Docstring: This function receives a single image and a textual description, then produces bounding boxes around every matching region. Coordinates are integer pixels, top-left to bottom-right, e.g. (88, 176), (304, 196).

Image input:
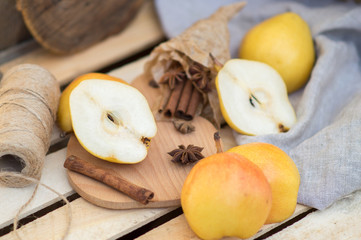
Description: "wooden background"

(0, 1), (360, 239)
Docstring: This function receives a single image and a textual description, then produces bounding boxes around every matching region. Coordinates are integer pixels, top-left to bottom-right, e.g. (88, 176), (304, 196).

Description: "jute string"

(0, 172), (72, 240)
(0, 64), (60, 187)
(0, 64), (71, 239)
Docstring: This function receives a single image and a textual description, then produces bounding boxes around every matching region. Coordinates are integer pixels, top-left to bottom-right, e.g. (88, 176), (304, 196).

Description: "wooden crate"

(1, 1), (360, 239)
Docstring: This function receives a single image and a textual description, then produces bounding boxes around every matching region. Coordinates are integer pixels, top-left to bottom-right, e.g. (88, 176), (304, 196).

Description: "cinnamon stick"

(164, 81), (185, 117)
(185, 87), (202, 120)
(158, 86), (172, 114)
(64, 155), (154, 205)
(174, 79), (193, 119)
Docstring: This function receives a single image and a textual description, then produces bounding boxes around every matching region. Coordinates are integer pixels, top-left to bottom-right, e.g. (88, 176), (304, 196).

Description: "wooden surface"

(66, 116), (218, 209)
(0, 0), (31, 51)
(1, 1), (361, 239)
(1, 198), (176, 240)
(0, 0), (163, 86)
(16, 0), (144, 54)
(136, 205), (310, 240)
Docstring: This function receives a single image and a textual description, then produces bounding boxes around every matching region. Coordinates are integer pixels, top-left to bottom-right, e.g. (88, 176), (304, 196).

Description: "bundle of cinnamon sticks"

(144, 2), (246, 129)
(157, 61), (211, 121)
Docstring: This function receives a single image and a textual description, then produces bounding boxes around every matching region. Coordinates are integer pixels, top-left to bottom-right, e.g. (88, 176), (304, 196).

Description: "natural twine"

(0, 64), (70, 238)
(0, 64), (60, 187)
(0, 172), (71, 240)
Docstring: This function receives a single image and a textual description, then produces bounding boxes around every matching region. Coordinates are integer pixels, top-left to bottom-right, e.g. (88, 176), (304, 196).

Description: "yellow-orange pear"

(181, 152), (272, 239)
(228, 142), (300, 223)
(57, 73), (157, 164)
(239, 12), (315, 93)
(57, 73), (127, 133)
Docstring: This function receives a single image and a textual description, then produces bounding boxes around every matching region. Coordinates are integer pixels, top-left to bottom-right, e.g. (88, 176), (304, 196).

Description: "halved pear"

(57, 73), (127, 133)
(216, 59), (296, 136)
(69, 79), (157, 164)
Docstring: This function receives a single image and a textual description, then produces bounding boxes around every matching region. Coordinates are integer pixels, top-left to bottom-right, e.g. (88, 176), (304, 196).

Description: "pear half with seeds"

(216, 59), (296, 136)
(69, 79), (157, 164)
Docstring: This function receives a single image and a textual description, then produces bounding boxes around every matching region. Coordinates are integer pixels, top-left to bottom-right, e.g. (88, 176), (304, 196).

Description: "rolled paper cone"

(0, 64), (60, 187)
(143, 2), (246, 128)
(144, 1), (246, 81)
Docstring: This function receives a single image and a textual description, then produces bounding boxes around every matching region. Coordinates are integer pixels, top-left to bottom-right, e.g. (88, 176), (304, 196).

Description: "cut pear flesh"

(216, 59), (296, 135)
(70, 79), (157, 163)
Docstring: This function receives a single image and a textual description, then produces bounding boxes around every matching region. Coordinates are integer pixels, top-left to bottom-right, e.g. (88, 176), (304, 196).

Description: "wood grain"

(136, 205), (310, 240)
(0, 0), (164, 86)
(0, 0), (31, 51)
(0, 148), (72, 229)
(66, 72), (219, 209)
(67, 115), (218, 209)
(16, 0), (144, 54)
(1, 198), (176, 240)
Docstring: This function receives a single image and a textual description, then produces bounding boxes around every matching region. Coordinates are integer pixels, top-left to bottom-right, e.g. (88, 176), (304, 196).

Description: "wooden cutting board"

(66, 74), (219, 209)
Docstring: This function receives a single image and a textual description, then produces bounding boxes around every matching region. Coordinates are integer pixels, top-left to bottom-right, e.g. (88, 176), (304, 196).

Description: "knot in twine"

(0, 64), (60, 187)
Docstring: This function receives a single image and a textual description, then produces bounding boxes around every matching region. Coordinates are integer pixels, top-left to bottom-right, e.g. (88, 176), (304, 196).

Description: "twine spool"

(0, 64), (60, 187)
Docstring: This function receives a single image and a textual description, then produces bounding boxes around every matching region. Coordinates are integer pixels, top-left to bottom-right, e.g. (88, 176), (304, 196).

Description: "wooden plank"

(0, 148), (73, 229)
(136, 204), (309, 240)
(0, 0), (31, 51)
(265, 190), (361, 240)
(1, 198), (176, 240)
(17, 0), (144, 54)
(108, 57), (149, 83)
(0, 0), (164, 86)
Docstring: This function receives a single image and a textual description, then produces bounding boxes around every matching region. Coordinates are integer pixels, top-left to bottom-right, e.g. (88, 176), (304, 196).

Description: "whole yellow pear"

(228, 142), (300, 224)
(181, 152), (272, 239)
(239, 12), (315, 93)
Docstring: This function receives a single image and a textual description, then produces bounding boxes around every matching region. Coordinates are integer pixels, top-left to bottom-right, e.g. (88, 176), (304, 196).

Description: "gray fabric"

(155, 0), (361, 210)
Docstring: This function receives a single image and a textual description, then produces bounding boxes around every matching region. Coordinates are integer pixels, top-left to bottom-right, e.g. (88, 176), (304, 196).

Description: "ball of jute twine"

(0, 65), (72, 239)
(0, 64), (60, 187)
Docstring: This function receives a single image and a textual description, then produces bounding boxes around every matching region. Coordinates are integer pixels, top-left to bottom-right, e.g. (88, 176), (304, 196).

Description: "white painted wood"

(249, 204), (310, 240)
(108, 56), (149, 83)
(1, 198), (176, 240)
(0, 148), (73, 229)
(266, 190), (361, 240)
(136, 204), (310, 240)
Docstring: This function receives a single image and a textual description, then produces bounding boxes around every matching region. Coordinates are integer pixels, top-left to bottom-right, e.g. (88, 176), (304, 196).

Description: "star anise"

(159, 63), (186, 90)
(189, 62), (212, 93)
(168, 144), (205, 164)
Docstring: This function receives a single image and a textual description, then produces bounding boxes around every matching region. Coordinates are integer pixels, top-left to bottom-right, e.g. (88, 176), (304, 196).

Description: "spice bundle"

(144, 1), (246, 129)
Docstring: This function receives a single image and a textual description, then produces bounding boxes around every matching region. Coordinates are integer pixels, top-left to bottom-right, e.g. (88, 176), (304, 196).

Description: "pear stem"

(214, 131), (223, 153)
(209, 53), (224, 72)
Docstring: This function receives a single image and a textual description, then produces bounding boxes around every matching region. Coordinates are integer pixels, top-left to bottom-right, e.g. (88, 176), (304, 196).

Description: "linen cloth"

(154, 0), (361, 210)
